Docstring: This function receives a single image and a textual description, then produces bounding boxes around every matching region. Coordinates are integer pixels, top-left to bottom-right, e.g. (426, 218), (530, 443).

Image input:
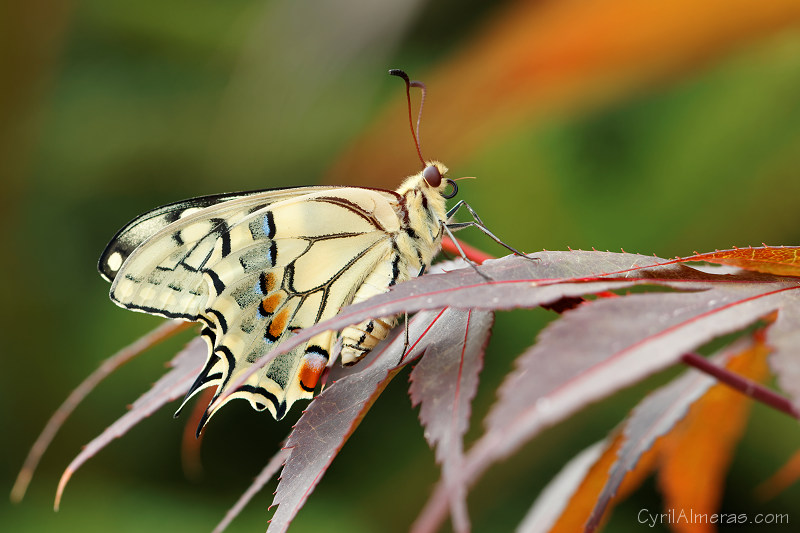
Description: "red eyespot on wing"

(298, 352), (328, 392)
(423, 165), (442, 187)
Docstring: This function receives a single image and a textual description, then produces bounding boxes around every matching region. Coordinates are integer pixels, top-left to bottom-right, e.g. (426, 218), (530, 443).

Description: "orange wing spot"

(268, 307), (290, 339)
(260, 271), (277, 293)
(260, 292), (284, 316)
(298, 353), (327, 392)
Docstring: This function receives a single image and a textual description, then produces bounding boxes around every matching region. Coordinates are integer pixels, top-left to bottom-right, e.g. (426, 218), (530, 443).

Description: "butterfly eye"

(422, 165), (442, 187)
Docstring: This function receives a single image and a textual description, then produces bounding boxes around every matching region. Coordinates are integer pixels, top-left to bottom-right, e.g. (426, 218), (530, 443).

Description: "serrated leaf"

(486, 284), (787, 462)
(584, 337), (764, 531)
(683, 246), (800, 276)
(415, 264), (799, 532)
(11, 319), (191, 503)
(409, 310), (493, 461)
(213, 447), (291, 533)
(519, 335), (769, 533)
(657, 340), (769, 533)
(268, 308), (470, 533)
(54, 337), (206, 509)
(37, 249), (800, 532)
(408, 309), (494, 533)
(213, 251), (725, 405)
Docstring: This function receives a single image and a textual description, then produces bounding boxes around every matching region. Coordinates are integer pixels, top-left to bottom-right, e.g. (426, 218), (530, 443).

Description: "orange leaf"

(658, 340), (770, 533)
(682, 246), (800, 277)
(547, 336), (770, 532)
(327, 0), (800, 187)
(549, 433), (660, 533)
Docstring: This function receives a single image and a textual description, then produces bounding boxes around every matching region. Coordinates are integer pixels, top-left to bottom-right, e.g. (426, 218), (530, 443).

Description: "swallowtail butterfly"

(98, 70), (509, 425)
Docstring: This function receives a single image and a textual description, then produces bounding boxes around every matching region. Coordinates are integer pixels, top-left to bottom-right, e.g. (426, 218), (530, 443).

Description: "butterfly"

(98, 70), (515, 426)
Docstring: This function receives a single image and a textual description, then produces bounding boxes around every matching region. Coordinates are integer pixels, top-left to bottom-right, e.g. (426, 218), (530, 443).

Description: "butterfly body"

(100, 162), (451, 421)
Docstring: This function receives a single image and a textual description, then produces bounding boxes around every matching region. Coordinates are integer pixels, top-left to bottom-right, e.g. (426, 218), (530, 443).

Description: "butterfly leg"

(401, 312), (410, 363)
(446, 200), (535, 260)
(441, 222), (493, 281)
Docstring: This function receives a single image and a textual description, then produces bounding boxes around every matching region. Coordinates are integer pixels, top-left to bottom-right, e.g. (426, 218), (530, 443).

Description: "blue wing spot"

(263, 211), (276, 239)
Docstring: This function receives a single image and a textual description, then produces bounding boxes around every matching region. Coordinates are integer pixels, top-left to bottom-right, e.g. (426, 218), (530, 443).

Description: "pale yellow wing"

(108, 186), (403, 421)
(106, 186), (337, 318)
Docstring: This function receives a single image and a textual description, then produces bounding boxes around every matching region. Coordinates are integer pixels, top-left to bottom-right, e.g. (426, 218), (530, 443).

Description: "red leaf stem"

(680, 352), (798, 419)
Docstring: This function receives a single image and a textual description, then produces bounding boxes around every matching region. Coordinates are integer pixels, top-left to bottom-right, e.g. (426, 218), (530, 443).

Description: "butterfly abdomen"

(337, 248), (405, 364)
(340, 317), (396, 365)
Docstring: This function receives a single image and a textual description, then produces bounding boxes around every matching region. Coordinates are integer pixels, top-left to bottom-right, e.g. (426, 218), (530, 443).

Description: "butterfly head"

(398, 161), (456, 199)
(423, 162), (458, 199)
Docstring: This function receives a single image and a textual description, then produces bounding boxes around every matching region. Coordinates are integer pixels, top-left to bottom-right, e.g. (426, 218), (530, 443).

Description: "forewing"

(99, 186), (335, 283)
(106, 186), (337, 320)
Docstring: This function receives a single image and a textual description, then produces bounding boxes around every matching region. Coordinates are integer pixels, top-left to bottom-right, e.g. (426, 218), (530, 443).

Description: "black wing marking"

(98, 186), (333, 282)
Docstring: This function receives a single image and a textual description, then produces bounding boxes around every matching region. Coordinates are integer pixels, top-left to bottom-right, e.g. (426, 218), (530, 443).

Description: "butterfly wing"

(98, 186), (335, 283)
(105, 186), (404, 420)
(103, 186), (336, 320)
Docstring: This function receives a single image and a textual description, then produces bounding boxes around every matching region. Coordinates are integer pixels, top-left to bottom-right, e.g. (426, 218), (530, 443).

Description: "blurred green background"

(3, 0), (800, 531)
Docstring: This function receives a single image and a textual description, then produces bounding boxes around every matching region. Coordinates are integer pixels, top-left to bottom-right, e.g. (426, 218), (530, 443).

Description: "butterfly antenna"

(389, 69), (426, 168)
(411, 79), (426, 152)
